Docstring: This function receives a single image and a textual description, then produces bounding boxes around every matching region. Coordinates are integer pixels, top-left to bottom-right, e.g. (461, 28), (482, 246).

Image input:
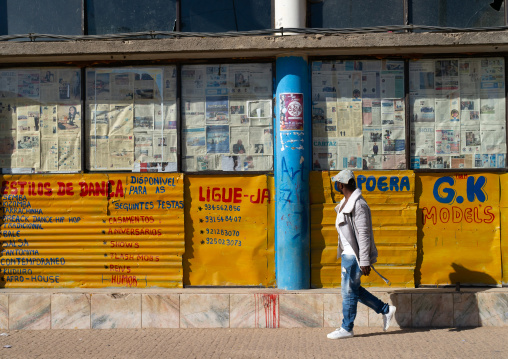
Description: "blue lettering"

(433, 176), (455, 204)
(389, 177), (399, 191)
(366, 176), (376, 191)
(466, 176), (487, 203)
(377, 177), (388, 192)
(357, 175), (367, 190)
(400, 176), (410, 191)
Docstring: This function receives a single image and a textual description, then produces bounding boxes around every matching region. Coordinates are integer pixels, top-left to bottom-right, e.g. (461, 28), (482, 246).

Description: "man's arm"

(353, 201), (372, 269)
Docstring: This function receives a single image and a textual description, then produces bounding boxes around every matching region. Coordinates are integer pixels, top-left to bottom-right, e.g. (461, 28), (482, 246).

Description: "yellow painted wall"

(0, 173), (184, 288)
(310, 171), (417, 288)
(417, 173), (501, 286)
(183, 175), (274, 286)
(498, 174), (508, 286)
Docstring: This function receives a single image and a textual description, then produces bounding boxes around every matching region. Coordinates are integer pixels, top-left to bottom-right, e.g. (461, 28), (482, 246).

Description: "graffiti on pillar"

(280, 93), (303, 131)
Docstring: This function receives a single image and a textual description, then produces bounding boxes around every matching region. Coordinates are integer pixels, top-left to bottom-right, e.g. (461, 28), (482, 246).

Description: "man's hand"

(360, 266), (371, 276)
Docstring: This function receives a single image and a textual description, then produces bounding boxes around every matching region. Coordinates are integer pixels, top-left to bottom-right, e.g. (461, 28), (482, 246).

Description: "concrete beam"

(1, 31), (508, 64)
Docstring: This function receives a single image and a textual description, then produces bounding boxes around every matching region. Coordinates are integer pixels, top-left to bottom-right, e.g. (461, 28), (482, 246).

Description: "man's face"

(336, 182), (344, 194)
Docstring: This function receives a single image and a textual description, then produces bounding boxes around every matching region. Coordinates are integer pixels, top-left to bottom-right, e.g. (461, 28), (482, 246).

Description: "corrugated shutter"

(310, 170), (417, 288)
(0, 173), (184, 288)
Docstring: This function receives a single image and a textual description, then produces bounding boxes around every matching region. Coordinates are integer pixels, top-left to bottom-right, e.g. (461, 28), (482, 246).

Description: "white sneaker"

(382, 305), (396, 331)
(327, 327), (354, 339)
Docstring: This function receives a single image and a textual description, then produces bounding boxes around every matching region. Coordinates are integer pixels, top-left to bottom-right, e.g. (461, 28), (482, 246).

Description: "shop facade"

(0, 0), (507, 290)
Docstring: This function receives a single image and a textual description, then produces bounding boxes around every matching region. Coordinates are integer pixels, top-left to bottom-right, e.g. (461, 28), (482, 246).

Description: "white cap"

(331, 169), (355, 184)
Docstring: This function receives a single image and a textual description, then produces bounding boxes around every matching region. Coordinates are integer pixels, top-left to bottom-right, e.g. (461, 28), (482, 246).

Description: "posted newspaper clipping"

(311, 60), (406, 170)
(0, 68), (82, 173)
(86, 66), (178, 172)
(410, 57), (506, 169)
(181, 63), (273, 172)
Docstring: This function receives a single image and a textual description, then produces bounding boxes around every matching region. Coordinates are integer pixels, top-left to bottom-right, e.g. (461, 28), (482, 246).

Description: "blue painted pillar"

(275, 55), (311, 289)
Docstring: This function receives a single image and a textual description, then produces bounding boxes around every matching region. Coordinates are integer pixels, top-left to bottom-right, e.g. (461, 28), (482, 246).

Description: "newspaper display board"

(410, 58), (506, 169)
(86, 66), (178, 172)
(181, 64), (273, 172)
(0, 68), (82, 173)
(311, 60), (406, 171)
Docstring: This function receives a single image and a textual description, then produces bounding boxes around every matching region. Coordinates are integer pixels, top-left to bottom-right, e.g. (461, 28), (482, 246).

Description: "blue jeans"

(341, 254), (389, 332)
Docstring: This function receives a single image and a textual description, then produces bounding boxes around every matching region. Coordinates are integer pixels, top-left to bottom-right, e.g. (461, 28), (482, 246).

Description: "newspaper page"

(0, 101), (17, 131)
(111, 72), (134, 101)
(249, 127), (273, 155)
(247, 100), (272, 126)
(182, 98), (205, 127)
(134, 132), (154, 163)
(40, 138), (58, 172)
(89, 136), (109, 170)
(230, 99), (248, 126)
(206, 125), (230, 153)
(40, 105), (58, 137)
(383, 126), (405, 154)
(382, 155), (406, 170)
(435, 126), (460, 155)
(183, 128), (206, 156)
(337, 101), (362, 137)
(109, 135), (134, 170)
(363, 155), (383, 170)
(481, 124), (506, 154)
(313, 137), (337, 170)
(40, 69), (59, 103)
(460, 125), (481, 154)
(0, 70), (17, 99)
(363, 127), (383, 156)
(206, 96), (229, 125)
(153, 132), (177, 163)
(338, 137), (362, 169)
(133, 103), (154, 132)
(181, 63), (273, 172)
(230, 127), (249, 155)
(411, 124), (435, 158)
(58, 136), (80, 172)
(110, 103), (133, 135)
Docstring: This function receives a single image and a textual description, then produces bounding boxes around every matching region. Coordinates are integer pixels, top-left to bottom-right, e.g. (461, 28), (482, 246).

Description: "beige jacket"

(335, 189), (378, 266)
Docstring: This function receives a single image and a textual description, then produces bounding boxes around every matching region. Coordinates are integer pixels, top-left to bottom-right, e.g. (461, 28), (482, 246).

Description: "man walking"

(327, 169), (396, 339)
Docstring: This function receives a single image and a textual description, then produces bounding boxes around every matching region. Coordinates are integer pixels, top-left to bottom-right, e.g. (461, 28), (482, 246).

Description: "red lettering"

(44, 182), (52, 196)
(79, 182), (88, 196)
(198, 186), (206, 201)
(37, 182), (44, 196)
(439, 207), (450, 223)
(17, 181), (27, 195)
(250, 189), (260, 203)
(261, 189), (270, 204)
(108, 180), (115, 198)
(1, 181), (8, 195)
(473, 207), (483, 223)
(422, 206), (437, 225)
(464, 208), (473, 223)
(115, 180), (124, 197)
(57, 182), (66, 196)
(484, 206), (495, 224)
(452, 206), (462, 223)
(95, 182), (106, 196)
(10, 181), (18, 195)
(222, 188), (232, 202)
(212, 187), (220, 202)
(233, 188), (242, 203)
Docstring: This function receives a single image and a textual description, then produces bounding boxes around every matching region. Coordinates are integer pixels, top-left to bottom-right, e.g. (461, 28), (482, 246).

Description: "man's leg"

(358, 282), (397, 331)
(358, 286), (389, 314)
(340, 254), (362, 332)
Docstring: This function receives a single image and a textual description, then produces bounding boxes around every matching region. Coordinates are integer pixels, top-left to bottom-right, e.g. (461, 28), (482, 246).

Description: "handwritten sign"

(184, 175), (272, 286)
(418, 173), (501, 286)
(0, 173), (184, 288)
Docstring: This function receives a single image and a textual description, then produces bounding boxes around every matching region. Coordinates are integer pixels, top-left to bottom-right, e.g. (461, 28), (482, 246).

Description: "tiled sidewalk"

(0, 287), (506, 330)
